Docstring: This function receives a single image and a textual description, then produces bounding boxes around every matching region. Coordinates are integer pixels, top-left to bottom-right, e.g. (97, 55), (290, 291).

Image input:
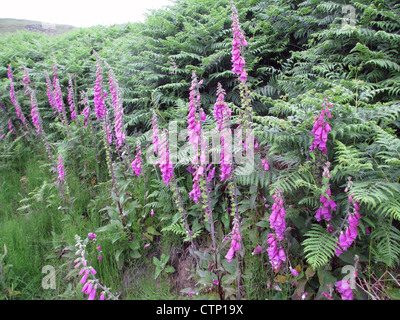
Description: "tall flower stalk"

(310, 99), (337, 224)
(213, 83), (232, 182)
(108, 66), (126, 151)
(231, 2), (248, 84)
(53, 75), (74, 141)
(22, 66), (31, 96)
(187, 71), (205, 203)
(131, 140), (142, 177)
(267, 189), (287, 272)
(94, 52), (107, 121)
(152, 126), (199, 265)
(158, 130), (173, 186)
(80, 90), (100, 183)
(68, 75), (77, 120)
(107, 64), (132, 174)
(74, 234), (118, 300)
(226, 174), (243, 299)
(334, 192), (361, 257)
(44, 70), (57, 114)
(8, 64), (29, 130)
(28, 87), (42, 134)
(57, 153), (72, 208)
(152, 111), (160, 156)
(309, 99), (333, 154)
(315, 162), (337, 222)
(230, 1), (252, 127)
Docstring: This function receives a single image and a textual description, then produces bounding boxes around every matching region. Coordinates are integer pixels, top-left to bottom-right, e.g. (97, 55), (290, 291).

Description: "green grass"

(0, 140), (179, 300)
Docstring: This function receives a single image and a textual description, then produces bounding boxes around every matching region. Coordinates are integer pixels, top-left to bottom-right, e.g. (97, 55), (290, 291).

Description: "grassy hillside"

(0, 18), (75, 35)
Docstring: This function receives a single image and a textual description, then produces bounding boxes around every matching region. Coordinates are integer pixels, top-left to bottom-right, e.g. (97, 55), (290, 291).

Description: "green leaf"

(115, 249), (123, 263)
(154, 267), (162, 280)
(256, 220), (269, 228)
(221, 270), (238, 286)
(222, 258), (237, 275)
(128, 240), (140, 251)
(111, 233), (122, 244)
(143, 233), (153, 242)
(146, 226), (161, 235)
(160, 253), (170, 265)
(164, 265), (175, 273)
(130, 251), (141, 259)
(317, 268), (336, 288)
(153, 257), (161, 267)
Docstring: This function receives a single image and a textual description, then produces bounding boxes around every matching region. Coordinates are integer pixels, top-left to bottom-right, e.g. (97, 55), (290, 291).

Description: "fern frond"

(302, 225), (339, 269)
(371, 223), (400, 268)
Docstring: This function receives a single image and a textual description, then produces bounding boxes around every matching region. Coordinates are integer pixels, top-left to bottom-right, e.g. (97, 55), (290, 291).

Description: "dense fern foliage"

(1, 0), (399, 300)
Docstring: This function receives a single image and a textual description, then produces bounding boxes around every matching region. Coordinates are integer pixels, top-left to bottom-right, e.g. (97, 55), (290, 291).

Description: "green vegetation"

(0, 0), (399, 300)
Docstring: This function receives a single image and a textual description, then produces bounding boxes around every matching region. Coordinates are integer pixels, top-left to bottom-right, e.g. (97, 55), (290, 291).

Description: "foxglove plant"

(335, 255), (359, 300)
(8, 64), (28, 128)
(315, 162), (337, 222)
(68, 75), (77, 120)
(79, 90), (101, 183)
(57, 154), (66, 184)
(213, 83), (231, 131)
(80, 91), (91, 128)
(29, 88), (42, 134)
(224, 176), (244, 299)
(266, 233), (286, 272)
(131, 140), (142, 177)
(315, 187), (337, 222)
(261, 159), (269, 172)
(108, 66), (126, 150)
(158, 130), (173, 185)
(334, 195), (361, 257)
(335, 279), (353, 300)
(56, 152), (73, 208)
(152, 111), (160, 155)
(213, 83), (232, 182)
(44, 70), (57, 114)
(22, 66), (31, 96)
(106, 122), (112, 145)
(56, 153), (68, 206)
(187, 70), (203, 166)
(8, 119), (15, 134)
(74, 234), (118, 300)
(230, 2), (248, 84)
(102, 111), (121, 204)
(206, 164), (215, 182)
(252, 245), (263, 255)
(225, 218), (241, 263)
(151, 125), (199, 265)
(230, 1), (252, 128)
(269, 189), (287, 241)
(53, 78), (64, 116)
(81, 106), (90, 127)
(53, 76), (72, 133)
(94, 53), (107, 120)
(187, 71), (205, 202)
(309, 100), (333, 154)
(266, 189), (287, 272)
